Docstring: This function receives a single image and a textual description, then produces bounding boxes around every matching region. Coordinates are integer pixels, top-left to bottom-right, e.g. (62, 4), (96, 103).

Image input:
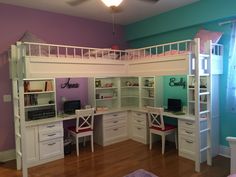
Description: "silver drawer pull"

(112, 114), (118, 117)
(47, 125), (55, 128)
(47, 133), (56, 137)
(136, 113), (142, 116)
(185, 122), (193, 126)
(137, 127), (142, 130)
(113, 128), (118, 131)
(185, 130), (193, 134)
(137, 120), (142, 123)
(113, 121), (118, 123)
(185, 140), (193, 144)
(48, 142), (56, 146)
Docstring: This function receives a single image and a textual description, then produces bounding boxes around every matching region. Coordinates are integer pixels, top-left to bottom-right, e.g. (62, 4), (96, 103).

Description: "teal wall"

(125, 0), (236, 147)
(125, 0), (236, 41)
(162, 75), (187, 108)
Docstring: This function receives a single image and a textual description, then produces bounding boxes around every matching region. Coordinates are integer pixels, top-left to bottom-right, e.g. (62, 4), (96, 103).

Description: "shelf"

(25, 103), (55, 109)
(188, 88), (207, 91)
(121, 86), (139, 89)
(142, 97), (154, 100)
(96, 97), (117, 101)
(188, 101), (208, 104)
(95, 87), (118, 90)
(142, 86), (154, 89)
(121, 96), (139, 98)
(24, 91), (54, 95)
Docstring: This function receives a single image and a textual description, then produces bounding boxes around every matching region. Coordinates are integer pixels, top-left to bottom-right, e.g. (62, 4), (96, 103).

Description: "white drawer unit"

(26, 121), (64, 167)
(179, 120), (194, 129)
(103, 117), (127, 127)
(103, 124), (127, 142)
(130, 111), (148, 144)
(178, 120), (195, 160)
(39, 130), (63, 142)
(39, 138), (64, 160)
(179, 135), (195, 160)
(94, 111), (128, 146)
(39, 122), (63, 132)
(103, 111), (127, 120)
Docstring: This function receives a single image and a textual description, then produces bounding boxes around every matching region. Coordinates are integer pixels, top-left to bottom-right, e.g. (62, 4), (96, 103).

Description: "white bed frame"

(9, 38), (223, 177)
(10, 39), (223, 78)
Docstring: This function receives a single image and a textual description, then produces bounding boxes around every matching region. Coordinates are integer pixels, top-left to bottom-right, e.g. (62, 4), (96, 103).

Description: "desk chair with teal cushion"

(147, 106), (177, 154)
(68, 108), (95, 156)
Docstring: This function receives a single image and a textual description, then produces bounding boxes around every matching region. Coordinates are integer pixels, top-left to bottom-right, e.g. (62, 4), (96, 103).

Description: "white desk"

(24, 107), (196, 167)
(25, 107), (194, 127)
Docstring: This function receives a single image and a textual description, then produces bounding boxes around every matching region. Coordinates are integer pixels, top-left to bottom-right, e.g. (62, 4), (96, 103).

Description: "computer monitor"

(167, 98), (182, 112)
(63, 100), (81, 114)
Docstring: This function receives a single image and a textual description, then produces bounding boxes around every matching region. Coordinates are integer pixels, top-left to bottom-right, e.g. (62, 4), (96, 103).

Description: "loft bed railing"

(22, 42), (127, 60)
(126, 39), (192, 60)
(21, 39), (223, 61)
(212, 43), (224, 56)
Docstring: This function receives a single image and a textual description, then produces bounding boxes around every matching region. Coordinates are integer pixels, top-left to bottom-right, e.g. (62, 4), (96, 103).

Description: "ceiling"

(0, 0), (199, 25)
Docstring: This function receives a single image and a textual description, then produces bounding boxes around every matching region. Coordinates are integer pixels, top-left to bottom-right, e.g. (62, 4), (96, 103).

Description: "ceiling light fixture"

(101, 0), (123, 7)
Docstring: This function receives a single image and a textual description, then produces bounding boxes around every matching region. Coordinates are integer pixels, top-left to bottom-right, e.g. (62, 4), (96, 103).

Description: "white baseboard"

(0, 149), (16, 162)
(219, 145), (230, 158)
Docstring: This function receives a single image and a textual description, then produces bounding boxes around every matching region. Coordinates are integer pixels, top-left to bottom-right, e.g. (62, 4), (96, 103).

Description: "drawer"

(104, 124), (127, 141)
(179, 135), (195, 154)
(132, 116), (146, 126)
(103, 117), (126, 128)
(178, 120), (194, 129)
(39, 122), (63, 132)
(132, 124), (147, 140)
(39, 130), (63, 142)
(132, 111), (146, 119)
(179, 127), (195, 137)
(103, 111), (127, 121)
(39, 138), (64, 160)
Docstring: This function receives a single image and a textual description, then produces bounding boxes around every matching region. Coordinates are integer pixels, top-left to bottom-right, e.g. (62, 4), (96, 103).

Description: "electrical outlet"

(3, 95), (12, 102)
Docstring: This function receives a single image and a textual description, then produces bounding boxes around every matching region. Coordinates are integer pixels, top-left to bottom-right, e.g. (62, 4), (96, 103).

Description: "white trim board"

(0, 149), (16, 162)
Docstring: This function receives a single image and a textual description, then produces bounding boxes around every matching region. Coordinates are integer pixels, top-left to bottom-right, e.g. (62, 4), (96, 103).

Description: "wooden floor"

(0, 140), (230, 177)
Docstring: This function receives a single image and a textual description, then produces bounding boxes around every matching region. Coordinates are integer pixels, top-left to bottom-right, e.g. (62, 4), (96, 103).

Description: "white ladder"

(11, 43), (28, 177)
(194, 38), (212, 172)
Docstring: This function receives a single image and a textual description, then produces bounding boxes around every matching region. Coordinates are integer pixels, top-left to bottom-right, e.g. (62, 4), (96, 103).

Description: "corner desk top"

(25, 107), (195, 127)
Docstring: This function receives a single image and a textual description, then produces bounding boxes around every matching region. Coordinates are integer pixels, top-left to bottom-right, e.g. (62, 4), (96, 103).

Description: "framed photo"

(95, 80), (101, 88)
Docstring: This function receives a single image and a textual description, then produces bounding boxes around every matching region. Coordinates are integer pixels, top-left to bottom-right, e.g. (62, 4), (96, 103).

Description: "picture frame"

(95, 80), (101, 88)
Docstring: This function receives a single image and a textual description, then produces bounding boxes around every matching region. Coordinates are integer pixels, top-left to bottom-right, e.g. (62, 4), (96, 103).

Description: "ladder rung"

(16, 133), (21, 138)
(199, 54), (210, 58)
(14, 96), (19, 100)
(200, 128), (210, 134)
(199, 92), (210, 96)
(200, 110), (210, 115)
(14, 115), (20, 119)
(200, 146), (210, 152)
(16, 151), (22, 157)
(200, 73), (210, 77)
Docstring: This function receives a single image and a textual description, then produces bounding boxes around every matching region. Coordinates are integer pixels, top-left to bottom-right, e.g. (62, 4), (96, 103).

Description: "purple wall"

(56, 78), (89, 131)
(0, 3), (127, 151)
(56, 78), (88, 112)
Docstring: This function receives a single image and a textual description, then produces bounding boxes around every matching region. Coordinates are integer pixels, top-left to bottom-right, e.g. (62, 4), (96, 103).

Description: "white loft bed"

(9, 38), (223, 79)
(9, 38), (224, 177)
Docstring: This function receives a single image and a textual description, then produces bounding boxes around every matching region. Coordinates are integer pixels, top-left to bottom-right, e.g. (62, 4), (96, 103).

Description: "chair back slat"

(75, 108), (95, 132)
(147, 106), (165, 130)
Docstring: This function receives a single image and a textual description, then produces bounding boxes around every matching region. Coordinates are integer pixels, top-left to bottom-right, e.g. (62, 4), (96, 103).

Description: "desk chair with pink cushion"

(147, 106), (177, 154)
(68, 108), (95, 156)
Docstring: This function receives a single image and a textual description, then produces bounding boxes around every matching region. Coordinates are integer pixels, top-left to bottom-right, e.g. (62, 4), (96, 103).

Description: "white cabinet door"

(130, 111), (148, 144)
(26, 126), (39, 165)
(178, 120), (195, 160)
(39, 138), (64, 160)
